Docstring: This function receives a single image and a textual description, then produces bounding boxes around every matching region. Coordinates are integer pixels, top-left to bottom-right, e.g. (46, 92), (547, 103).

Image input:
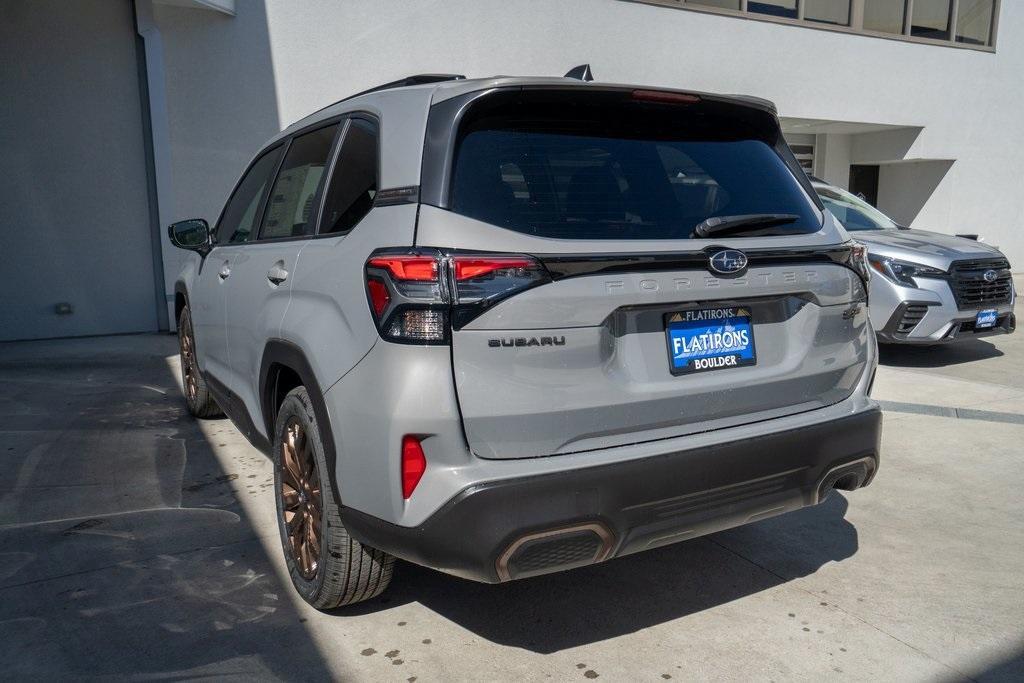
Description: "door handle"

(267, 262), (289, 286)
(218, 262), (231, 280)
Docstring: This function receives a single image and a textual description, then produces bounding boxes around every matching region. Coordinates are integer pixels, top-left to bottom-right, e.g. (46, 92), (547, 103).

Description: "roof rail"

(349, 73), (466, 100)
(300, 73), (466, 122)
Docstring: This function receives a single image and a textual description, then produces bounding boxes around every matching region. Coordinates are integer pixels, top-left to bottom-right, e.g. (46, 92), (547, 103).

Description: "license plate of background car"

(976, 309), (998, 329)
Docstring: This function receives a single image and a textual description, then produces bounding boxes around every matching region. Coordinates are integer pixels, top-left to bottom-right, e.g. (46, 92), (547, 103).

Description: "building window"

(655, 0), (998, 49)
(862, 0), (906, 34)
(687, 0), (741, 9)
(749, 1), (797, 19)
(957, 0), (996, 45)
(804, 0), (850, 26)
(910, 0), (953, 41)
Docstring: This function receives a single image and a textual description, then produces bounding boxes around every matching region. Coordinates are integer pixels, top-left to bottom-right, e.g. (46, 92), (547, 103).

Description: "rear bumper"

(341, 406), (882, 583)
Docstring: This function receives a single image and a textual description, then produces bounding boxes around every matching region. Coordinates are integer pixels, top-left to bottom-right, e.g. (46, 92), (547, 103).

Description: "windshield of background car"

(448, 91), (822, 240)
(816, 185), (899, 231)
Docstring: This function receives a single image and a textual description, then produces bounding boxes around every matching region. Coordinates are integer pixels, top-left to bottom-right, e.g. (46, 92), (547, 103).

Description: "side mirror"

(168, 219), (211, 253)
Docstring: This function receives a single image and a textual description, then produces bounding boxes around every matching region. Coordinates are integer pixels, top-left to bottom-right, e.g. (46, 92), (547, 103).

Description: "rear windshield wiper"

(692, 213), (801, 239)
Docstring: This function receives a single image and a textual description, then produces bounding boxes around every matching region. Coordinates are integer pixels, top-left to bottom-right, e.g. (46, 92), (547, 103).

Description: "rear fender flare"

(259, 340), (341, 507)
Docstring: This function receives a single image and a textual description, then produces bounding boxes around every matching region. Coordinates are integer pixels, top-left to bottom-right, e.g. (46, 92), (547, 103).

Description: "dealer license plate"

(665, 307), (757, 375)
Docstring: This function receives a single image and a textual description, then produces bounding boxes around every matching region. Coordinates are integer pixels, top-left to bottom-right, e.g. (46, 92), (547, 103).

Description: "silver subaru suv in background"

(168, 71), (881, 608)
(812, 179), (1016, 344)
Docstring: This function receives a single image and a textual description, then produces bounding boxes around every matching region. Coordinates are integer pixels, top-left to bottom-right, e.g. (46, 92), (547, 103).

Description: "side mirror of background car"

(168, 219), (211, 253)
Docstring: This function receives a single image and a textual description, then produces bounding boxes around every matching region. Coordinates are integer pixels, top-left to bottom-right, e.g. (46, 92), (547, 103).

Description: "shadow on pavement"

(973, 646), (1024, 683)
(879, 339), (1003, 368)
(0, 332), (862, 669)
(346, 494), (857, 654)
(0, 335), (332, 680)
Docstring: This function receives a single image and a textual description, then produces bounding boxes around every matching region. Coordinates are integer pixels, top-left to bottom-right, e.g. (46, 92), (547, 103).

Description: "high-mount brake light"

(631, 89), (701, 105)
(364, 250), (552, 343)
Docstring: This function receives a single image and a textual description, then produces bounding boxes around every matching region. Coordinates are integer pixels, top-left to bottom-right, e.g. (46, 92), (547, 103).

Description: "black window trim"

(312, 110), (382, 241)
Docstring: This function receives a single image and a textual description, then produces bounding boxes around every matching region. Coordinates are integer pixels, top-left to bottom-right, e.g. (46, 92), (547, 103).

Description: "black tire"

(273, 386), (394, 609)
(177, 306), (222, 418)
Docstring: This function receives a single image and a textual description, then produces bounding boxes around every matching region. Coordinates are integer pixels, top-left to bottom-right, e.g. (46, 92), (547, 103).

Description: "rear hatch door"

(419, 87), (870, 459)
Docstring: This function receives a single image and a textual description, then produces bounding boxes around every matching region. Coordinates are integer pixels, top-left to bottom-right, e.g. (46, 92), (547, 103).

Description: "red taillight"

(366, 278), (390, 317)
(453, 257), (536, 281)
(401, 435), (426, 499)
(365, 249), (550, 339)
(631, 89), (701, 105)
(367, 256), (437, 281)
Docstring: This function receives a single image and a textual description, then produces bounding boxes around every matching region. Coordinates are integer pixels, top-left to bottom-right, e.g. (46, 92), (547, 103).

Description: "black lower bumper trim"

(341, 408), (882, 583)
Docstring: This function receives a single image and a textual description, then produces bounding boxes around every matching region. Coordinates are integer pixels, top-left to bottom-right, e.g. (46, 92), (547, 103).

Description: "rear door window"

(449, 93), (820, 240)
(258, 123), (339, 240)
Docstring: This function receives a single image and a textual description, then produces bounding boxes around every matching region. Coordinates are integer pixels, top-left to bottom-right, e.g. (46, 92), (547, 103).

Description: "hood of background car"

(853, 228), (1005, 269)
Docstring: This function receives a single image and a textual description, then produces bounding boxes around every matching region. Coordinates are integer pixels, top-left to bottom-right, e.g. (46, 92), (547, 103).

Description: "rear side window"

(217, 145), (283, 244)
(259, 123), (339, 240)
(449, 93), (820, 240)
(320, 117), (379, 235)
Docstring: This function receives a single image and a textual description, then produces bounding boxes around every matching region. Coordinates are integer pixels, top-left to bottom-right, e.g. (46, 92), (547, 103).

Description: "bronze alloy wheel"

(280, 418), (322, 580)
(178, 314), (199, 403)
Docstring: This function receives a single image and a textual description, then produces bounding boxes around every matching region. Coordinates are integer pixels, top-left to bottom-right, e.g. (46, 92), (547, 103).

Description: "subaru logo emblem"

(983, 269), (997, 283)
(708, 249), (749, 276)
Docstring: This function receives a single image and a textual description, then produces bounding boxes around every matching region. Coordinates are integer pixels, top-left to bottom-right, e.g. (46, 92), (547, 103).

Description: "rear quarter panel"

(280, 204), (419, 393)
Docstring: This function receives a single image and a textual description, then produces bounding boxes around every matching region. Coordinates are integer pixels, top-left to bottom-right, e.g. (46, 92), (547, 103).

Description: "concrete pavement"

(1, 331), (1022, 681)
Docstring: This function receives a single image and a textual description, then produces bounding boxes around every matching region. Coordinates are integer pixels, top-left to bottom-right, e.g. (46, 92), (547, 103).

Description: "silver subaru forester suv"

(168, 72), (881, 608)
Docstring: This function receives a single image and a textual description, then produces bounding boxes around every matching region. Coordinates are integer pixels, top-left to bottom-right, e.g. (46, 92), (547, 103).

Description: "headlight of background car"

(867, 255), (946, 288)
(847, 241), (871, 296)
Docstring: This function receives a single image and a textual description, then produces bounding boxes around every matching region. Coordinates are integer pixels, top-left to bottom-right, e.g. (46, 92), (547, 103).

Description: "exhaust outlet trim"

(496, 522), (615, 582)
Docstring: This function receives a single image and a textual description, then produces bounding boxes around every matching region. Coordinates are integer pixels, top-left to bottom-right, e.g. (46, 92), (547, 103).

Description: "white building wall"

(153, 0), (1024, 273)
(815, 133), (853, 189)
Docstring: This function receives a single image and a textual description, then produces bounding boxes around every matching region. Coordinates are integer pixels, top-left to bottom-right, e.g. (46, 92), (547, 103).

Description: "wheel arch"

(259, 340), (341, 507)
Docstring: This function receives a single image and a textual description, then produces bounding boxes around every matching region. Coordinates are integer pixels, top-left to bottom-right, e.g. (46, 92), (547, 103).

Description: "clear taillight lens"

(387, 310), (446, 341)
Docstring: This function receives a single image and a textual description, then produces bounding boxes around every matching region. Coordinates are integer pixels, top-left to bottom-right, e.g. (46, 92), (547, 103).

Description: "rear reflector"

(631, 89), (701, 105)
(401, 435), (426, 499)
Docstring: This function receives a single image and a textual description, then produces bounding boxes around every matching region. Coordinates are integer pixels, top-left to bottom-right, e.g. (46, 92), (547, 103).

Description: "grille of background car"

(949, 258), (1013, 310)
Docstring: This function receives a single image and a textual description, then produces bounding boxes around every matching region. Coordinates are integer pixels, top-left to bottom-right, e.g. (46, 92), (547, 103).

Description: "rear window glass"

(449, 93), (821, 240)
